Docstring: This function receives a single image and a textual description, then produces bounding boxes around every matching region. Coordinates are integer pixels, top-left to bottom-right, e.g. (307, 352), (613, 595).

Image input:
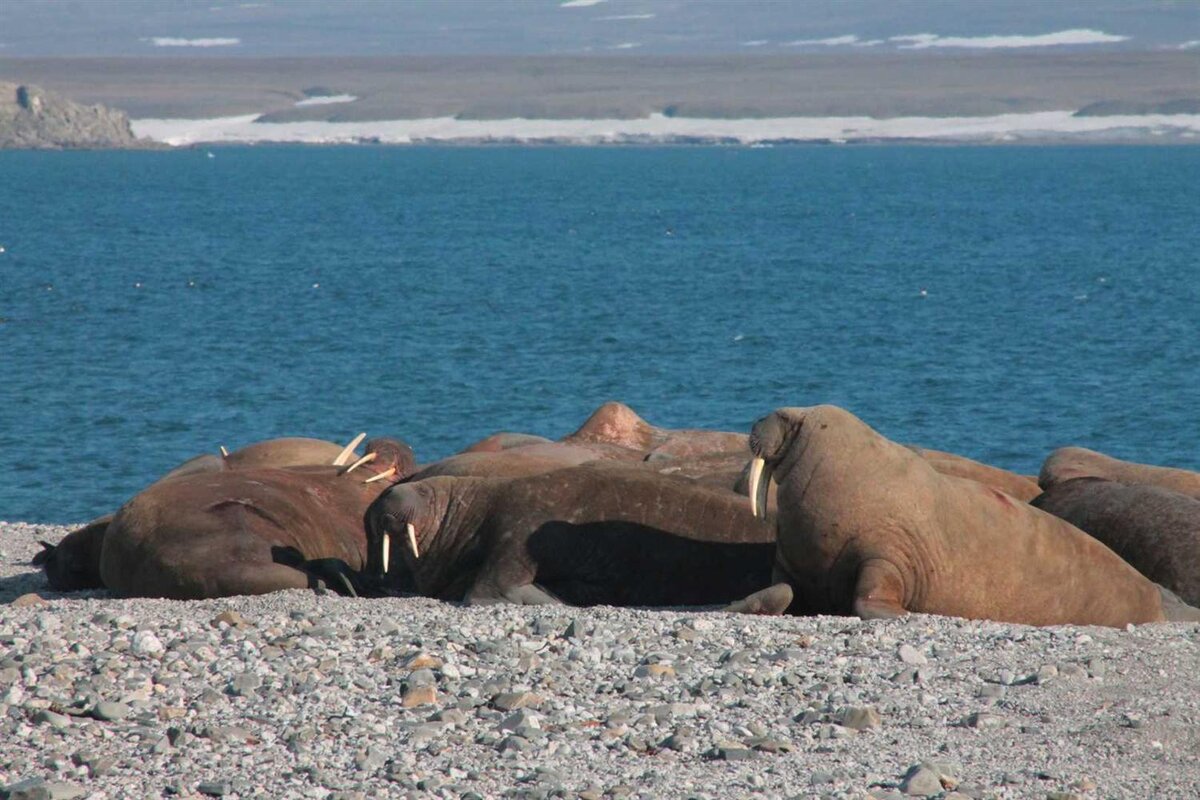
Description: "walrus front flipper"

(853, 559), (908, 620)
(725, 583), (794, 615)
(465, 582), (562, 606)
(1160, 586), (1200, 623)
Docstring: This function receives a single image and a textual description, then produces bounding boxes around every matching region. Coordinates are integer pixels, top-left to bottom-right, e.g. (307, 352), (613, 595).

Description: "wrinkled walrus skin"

(97, 439), (415, 599)
(743, 405), (1190, 627)
(1033, 477), (1200, 607)
(1040, 446), (1200, 498)
(365, 462), (776, 608)
(906, 446), (1042, 502)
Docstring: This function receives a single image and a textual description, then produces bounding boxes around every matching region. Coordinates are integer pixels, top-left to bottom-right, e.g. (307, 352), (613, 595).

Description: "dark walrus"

(94, 438), (415, 599)
(364, 462), (776, 608)
(35, 434), (387, 591)
(1033, 477), (1200, 607)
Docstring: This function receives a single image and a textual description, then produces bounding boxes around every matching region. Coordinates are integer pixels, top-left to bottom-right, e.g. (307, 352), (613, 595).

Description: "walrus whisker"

(341, 452), (377, 475)
(332, 432), (367, 466)
(363, 466), (397, 484)
(382, 533), (391, 574)
(219, 445), (229, 457)
(407, 522), (420, 559)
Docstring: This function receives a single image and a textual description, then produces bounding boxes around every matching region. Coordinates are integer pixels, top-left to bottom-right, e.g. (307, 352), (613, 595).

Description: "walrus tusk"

(341, 452), (377, 475)
(332, 432), (367, 466)
(363, 466), (397, 484)
(407, 522), (420, 559)
(219, 445), (229, 457)
(381, 533), (391, 574)
(749, 457), (772, 519)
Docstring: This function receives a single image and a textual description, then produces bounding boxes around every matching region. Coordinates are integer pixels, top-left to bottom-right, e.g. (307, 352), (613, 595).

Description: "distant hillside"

(0, 82), (149, 149)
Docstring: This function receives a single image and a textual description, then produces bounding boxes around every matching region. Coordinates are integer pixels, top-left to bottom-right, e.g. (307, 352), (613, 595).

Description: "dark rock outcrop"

(0, 82), (152, 149)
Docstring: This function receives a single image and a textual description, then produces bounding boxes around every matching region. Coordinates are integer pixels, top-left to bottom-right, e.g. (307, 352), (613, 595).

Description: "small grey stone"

(964, 711), (1004, 730)
(898, 645), (927, 665)
(90, 701), (131, 721)
(899, 765), (944, 797)
(710, 745), (757, 761)
(32, 710), (71, 730)
(196, 781), (230, 797)
(226, 673), (262, 696)
(834, 705), (881, 731)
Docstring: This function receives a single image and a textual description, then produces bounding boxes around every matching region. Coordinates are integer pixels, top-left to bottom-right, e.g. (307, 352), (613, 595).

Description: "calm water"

(1, 146), (1197, 523)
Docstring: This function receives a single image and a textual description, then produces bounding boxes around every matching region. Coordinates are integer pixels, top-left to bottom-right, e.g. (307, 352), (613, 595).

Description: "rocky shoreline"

(2, 521), (1198, 799)
(0, 83), (156, 150)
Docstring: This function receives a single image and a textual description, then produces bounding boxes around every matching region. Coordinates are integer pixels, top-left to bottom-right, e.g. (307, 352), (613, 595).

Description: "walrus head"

(364, 482), (435, 581)
(357, 437), (418, 484)
(747, 411), (792, 518)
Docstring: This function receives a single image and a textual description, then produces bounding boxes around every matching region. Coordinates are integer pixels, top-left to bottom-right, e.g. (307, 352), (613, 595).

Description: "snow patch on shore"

(131, 110), (1200, 147)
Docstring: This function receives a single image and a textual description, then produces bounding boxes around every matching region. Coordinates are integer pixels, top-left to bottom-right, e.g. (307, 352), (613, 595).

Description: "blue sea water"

(0, 145), (1197, 524)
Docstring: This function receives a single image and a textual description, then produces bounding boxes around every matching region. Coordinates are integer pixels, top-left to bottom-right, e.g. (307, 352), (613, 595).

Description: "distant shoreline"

(131, 110), (1200, 147)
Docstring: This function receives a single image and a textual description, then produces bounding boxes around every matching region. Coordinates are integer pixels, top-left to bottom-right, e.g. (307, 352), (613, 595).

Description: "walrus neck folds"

(415, 477), (499, 597)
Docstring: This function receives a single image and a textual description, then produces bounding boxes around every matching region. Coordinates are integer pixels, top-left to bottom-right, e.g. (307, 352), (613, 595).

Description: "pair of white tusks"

(748, 457), (773, 520)
(331, 433), (367, 466)
(380, 523), (419, 574)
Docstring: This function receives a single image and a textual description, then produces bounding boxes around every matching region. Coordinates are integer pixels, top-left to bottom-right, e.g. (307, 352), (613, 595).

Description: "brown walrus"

(740, 405), (1197, 627)
(364, 462), (776, 608)
(1040, 446), (1200, 498)
(91, 438), (415, 599)
(36, 433), (385, 592)
(1033, 477), (1200, 606)
(563, 401), (748, 460)
(906, 446), (1041, 502)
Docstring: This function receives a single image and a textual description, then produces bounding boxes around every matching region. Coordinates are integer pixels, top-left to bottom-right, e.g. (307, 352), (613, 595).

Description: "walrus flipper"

(725, 582), (794, 615)
(465, 581), (562, 606)
(853, 559), (908, 620)
(1159, 586), (1200, 623)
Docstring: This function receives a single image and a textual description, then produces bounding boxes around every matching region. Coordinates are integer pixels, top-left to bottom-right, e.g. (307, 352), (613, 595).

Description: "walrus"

(564, 401), (748, 460)
(36, 433), (385, 592)
(1040, 446), (1200, 498)
(906, 446), (1041, 502)
(364, 462), (777, 608)
(1032, 477), (1200, 606)
(460, 432), (553, 454)
(95, 438), (416, 599)
(741, 405), (1198, 627)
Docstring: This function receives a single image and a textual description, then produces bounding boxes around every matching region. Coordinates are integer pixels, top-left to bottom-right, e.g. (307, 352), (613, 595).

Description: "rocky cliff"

(0, 82), (149, 149)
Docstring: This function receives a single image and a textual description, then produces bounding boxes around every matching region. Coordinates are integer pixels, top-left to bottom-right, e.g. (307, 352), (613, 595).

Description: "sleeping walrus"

(1040, 446), (1200, 498)
(739, 405), (1199, 627)
(364, 462), (777, 608)
(35, 433), (383, 591)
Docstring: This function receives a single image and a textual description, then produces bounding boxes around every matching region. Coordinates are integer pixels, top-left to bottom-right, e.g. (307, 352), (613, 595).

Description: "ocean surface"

(0, 145), (1197, 524)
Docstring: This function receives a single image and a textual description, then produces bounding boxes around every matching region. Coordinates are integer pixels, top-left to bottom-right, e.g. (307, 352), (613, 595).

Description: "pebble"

(1, 522), (1199, 797)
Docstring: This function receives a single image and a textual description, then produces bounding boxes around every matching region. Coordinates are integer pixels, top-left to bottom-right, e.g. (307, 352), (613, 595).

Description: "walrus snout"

(365, 485), (427, 576)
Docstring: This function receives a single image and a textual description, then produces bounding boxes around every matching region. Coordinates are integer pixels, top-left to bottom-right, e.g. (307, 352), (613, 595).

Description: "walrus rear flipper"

(1160, 586), (1200, 623)
(853, 559), (908, 620)
(31, 541), (55, 567)
(725, 583), (794, 615)
(466, 582), (562, 606)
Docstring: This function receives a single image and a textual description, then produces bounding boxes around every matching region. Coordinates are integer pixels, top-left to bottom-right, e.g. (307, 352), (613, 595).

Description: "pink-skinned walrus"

(737, 405), (1199, 627)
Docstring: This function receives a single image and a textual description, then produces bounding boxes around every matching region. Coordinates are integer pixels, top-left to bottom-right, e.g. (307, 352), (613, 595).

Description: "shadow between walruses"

(522, 522), (776, 608)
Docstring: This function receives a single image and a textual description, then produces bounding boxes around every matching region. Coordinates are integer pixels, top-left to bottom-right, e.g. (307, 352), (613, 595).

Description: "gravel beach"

(2, 521), (1198, 800)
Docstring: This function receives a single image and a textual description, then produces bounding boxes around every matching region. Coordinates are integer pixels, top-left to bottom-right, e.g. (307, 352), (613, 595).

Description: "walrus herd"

(35, 401), (1200, 628)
